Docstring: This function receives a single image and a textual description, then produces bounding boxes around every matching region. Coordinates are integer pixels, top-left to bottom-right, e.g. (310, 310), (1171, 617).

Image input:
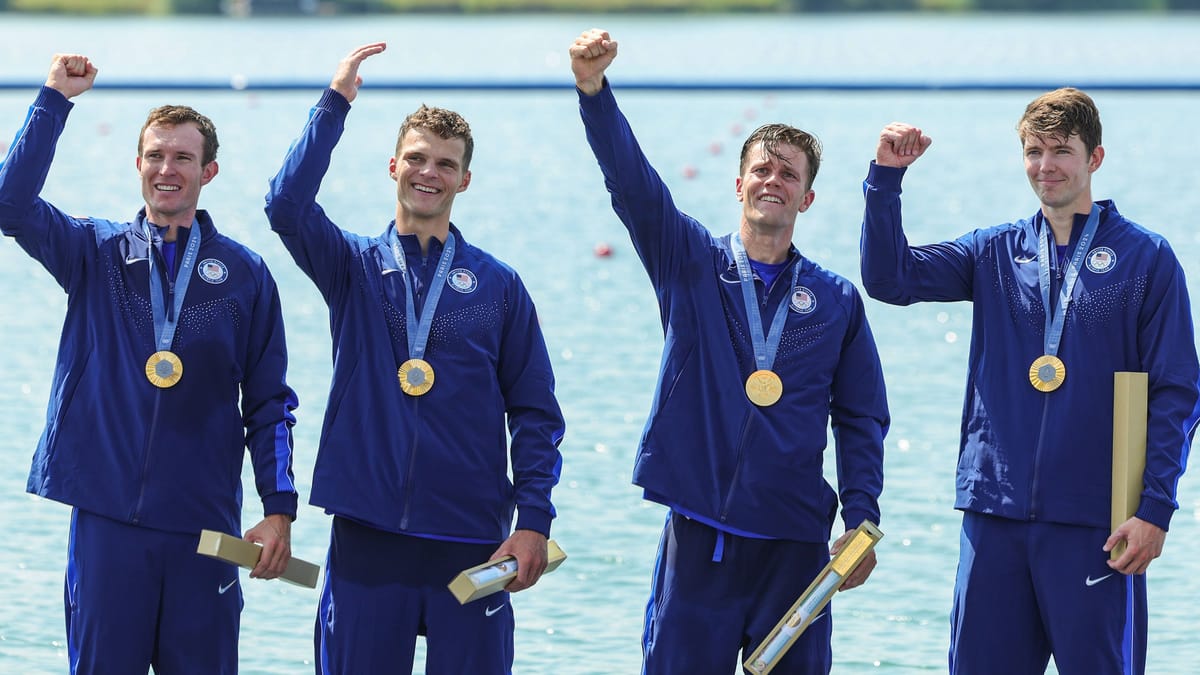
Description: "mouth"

(760, 194), (783, 205)
(412, 183), (440, 195)
(155, 184), (181, 192)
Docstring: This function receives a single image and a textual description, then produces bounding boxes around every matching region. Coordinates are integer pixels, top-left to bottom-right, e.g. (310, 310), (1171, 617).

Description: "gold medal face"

(1029, 354), (1066, 392)
(745, 369), (783, 407)
(145, 350), (183, 388)
(398, 358), (435, 396)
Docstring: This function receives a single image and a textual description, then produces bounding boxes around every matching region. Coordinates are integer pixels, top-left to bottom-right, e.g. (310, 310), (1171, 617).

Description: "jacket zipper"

(717, 262), (795, 522)
(398, 251), (429, 531)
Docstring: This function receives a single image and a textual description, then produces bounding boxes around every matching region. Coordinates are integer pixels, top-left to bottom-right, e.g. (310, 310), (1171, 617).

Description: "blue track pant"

(642, 512), (833, 675)
(315, 516), (514, 675)
(65, 508), (242, 674)
(950, 512), (1147, 674)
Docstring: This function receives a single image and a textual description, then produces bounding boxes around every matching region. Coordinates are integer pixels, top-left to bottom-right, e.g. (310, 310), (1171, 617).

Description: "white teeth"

(761, 195), (782, 204)
(413, 184), (438, 194)
(155, 185), (180, 192)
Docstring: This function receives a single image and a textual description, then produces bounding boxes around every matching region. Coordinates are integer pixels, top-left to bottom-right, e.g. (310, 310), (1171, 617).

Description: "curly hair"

(396, 104), (474, 170)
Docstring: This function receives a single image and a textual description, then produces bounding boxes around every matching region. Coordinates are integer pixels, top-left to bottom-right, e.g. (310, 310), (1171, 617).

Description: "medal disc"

(1028, 354), (1066, 392)
(145, 350), (183, 388)
(745, 369), (784, 407)
(398, 358), (435, 396)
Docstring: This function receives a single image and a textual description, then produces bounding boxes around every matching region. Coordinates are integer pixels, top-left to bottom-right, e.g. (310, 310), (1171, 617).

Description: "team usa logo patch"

(447, 268), (478, 293)
(198, 258), (229, 284)
(1086, 247), (1117, 274)
(790, 286), (816, 314)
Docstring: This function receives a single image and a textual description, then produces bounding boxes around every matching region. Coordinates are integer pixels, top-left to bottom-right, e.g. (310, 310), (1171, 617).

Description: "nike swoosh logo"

(218, 579), (237, 594)
(382, 268), (400, 275)
(1013, 255), (1036, 264)
(484, 605), (504, 617)
(125, 256), (148, 265)
(1085, 573), (1114, 587)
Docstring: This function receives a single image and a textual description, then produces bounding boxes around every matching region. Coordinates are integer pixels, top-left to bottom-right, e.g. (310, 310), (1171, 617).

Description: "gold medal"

(745, 369), (783, 407)
(145, 350), (183, 388)
(398, 358), (435, 396)
(1029, 355), (1066, 392)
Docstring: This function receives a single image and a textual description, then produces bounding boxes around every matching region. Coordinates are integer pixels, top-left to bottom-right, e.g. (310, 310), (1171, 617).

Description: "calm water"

(1, 12), (1199, 674)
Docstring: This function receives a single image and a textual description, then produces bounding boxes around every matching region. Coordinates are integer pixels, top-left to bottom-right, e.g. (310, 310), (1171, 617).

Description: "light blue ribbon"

(390, 228), (456, 361)
(145, 219), (202, 353)
(731, 233), (801, 372)
(1037, 204), (1100, 358)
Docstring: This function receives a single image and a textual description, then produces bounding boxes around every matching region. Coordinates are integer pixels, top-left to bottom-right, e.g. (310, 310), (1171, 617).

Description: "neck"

(1041, 195), (1093, 245)
(738, 223), (793, 264)
(395, 216), (450, 255)
(148, 220), (193, 243)
(1041, 208), (1076, 245)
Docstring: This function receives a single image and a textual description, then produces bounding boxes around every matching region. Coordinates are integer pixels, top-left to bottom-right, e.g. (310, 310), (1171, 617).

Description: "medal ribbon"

(731, 234), (801, 372)
(390, 228), (456, 361)
(1037, 204), (1100, 358)
(145, 218), (202, 353)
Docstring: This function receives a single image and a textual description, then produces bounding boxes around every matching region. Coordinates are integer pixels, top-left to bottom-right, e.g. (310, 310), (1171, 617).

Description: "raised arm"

(0, 55), (103, 291)
(570, 28), (618, 96)
(265, 43), (387, 297)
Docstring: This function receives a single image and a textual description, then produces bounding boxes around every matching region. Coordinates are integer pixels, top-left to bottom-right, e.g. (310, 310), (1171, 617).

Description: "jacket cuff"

(515, 507), (553, 538)
(317, 87), (352, 116)
(576, 77), (615, 110)
(262, 491), (299, 521)
(866, 161), (905, 191)
(841, 509), (877, 532)
(35, 85), (73, 116)
(1135, 496), (1175, 532)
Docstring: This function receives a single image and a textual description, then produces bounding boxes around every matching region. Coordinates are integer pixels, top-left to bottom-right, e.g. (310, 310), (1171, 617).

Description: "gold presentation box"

(1111, 372), (1148, 560)
(448, 540), (567, 604)
(197, 529), (320, 589)
(744, 521), (884, 675)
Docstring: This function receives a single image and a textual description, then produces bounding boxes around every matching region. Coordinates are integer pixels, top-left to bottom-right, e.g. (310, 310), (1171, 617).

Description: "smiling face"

(1023, 132), (1103, 214)
(390, 127), (471, 225)
(1016, 87), (1104, 217)
(735, 140), (815, 232)
(136, 121), (217, 228)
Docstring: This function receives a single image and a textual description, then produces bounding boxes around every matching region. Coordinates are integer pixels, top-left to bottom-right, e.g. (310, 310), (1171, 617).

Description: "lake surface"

(0, 11), (1198, 674)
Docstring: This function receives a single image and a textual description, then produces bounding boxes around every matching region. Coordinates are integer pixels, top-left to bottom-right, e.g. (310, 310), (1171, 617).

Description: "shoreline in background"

(4, 0), (1199, 17)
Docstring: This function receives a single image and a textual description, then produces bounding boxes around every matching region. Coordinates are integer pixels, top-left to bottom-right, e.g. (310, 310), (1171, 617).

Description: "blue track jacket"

(861, 162), (1200, 530)
(265, 89), (564, 542)
(0, 87), (299, 536)
(579, 83), (888, 543)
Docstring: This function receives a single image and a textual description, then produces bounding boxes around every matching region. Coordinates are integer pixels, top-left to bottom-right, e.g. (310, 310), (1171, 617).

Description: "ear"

(136, 156), (142, 173)
(1088, 145), (1105, 173)
(735, 176), (744, 203)
(389, 156), (398, 179)
(797, 189), (815, 214)
(457, 169), (471, 193)
(200, 160), (219, 186)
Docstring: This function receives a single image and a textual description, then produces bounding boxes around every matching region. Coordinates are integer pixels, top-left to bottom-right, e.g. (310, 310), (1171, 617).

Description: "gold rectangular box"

(1111, 372), (1148, 560)
(744, 521), (883, 675)
(448, 540), (567, 604)
(197, 529), (320, 589)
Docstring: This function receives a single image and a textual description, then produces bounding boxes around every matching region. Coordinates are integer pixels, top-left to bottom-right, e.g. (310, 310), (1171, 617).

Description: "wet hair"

(1017, 87), (1102, 154)
(138, 105), (219, 166)
(396, 104), (474, 170)
(738, 123), (822, 189)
